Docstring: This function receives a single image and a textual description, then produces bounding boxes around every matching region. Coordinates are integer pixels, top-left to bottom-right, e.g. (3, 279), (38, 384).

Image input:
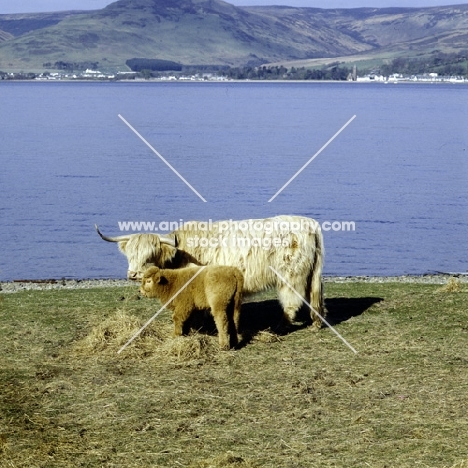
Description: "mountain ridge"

(1, 0), (468, 71)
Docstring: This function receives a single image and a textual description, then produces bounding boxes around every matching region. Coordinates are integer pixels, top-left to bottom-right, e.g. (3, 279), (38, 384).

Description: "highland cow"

(96, 215), (326, 329)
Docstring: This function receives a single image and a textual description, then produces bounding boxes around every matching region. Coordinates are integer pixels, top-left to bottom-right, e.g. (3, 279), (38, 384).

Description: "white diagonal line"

(269, 266), (357, 354)
(117, 266), (207, 354)
(118, 114), (207, 202)
(268, 115), (356, 202)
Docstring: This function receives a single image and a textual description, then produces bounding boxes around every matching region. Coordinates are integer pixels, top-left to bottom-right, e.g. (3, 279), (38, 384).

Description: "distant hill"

(0, 11), (90, 37)
(1, 0), (468, 71)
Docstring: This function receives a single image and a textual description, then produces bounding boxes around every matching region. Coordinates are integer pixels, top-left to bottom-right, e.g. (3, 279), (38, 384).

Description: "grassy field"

(1, 279), (468, 467)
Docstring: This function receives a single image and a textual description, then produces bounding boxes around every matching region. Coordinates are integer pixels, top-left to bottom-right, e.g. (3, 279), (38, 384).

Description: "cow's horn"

(95, 224), (131, 243)
(159, 235), (176, 247)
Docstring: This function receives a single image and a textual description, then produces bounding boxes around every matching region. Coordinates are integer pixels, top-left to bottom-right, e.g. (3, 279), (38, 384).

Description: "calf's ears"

(144, 266), (160, 276)
(143, 267), (167, 285)
(157, 275), (168, 285)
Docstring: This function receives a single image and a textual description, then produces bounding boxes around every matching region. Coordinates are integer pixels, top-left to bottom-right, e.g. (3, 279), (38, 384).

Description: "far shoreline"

(1, 273), (467, 293)
(2, 78), (468, 85)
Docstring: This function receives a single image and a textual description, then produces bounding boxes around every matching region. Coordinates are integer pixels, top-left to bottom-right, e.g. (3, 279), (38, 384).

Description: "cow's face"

(118, 234), (176, 281)
(95, 226), (177, 280)
(127, 254), (158, 281)
(129, 265), (153, 281)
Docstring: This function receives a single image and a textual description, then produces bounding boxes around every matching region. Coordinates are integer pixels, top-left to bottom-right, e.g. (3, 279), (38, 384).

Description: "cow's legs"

(277, 283), (304, 324)
(306, 273), (326, 331)
(308, 280), (326, 331)
(278, 279), (324, 330)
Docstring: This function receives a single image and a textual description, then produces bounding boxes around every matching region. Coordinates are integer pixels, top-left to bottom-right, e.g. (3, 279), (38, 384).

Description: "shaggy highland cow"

(96, 215), (326, 329)
(140, 265), (244, 350)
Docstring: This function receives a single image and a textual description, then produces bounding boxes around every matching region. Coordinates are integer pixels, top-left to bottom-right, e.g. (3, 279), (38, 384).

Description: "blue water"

(0, 81), (467, 280)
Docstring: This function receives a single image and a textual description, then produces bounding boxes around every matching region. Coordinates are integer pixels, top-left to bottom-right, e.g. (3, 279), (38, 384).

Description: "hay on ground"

(436, 277), (462, 293)
(449, 461), (468, 468)
(73, 309), (221, 362)
(160, 332), (219, 362)
(253, 329), (282, 343)
(188, 451), (259, 468)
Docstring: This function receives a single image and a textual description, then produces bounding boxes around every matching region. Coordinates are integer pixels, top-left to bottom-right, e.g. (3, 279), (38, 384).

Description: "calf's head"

(95, 225), (176, 280)
(140, 266), (168, 297)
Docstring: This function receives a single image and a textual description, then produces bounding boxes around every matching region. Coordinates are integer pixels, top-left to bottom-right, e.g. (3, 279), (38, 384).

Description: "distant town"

(1, 68), (467, 83)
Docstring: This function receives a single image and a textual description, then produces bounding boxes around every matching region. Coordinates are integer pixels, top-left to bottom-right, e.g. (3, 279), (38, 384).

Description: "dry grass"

(436, 276), (463, 293)
(73, 309), (166, 356)
(188, 451), (260, 467)
(450, 461), (468, 468)
(72, 306), (223, 368)
(252, 329), (282, 344)
(1, 283), (468, 467)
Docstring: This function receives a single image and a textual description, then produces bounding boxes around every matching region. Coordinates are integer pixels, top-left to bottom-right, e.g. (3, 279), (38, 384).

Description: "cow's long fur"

(140, 265), (244, 350)
(98, 215), (326, 329)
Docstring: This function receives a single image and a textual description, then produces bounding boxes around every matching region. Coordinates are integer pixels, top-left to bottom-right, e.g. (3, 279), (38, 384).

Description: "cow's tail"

(310, 224), (326, 328)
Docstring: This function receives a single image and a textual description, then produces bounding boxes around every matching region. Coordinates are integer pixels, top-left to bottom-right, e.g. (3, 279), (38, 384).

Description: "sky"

(1, 0), (467, 14)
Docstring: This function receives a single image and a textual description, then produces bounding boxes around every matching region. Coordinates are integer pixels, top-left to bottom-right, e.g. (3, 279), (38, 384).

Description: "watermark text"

(117, 219), (356, 235)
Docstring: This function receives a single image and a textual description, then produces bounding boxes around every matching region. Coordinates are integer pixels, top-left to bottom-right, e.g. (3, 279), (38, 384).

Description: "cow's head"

(95, 225), (176, 280)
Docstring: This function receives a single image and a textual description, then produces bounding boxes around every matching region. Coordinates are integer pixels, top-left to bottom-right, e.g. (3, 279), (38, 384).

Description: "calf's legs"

(172, 308), (192, 337)
(211, 309), (232, 350)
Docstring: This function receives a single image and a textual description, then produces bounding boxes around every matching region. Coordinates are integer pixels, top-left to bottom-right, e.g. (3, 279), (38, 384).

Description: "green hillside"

(1, 0), (468, 72)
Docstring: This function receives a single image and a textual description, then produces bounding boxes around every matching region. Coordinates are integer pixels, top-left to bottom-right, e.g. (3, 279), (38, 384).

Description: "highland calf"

(140, 265), (244, 350)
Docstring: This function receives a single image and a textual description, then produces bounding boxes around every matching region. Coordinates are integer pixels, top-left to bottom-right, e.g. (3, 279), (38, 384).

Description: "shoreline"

(1, 273), (466, 294)
(2, 78), (468, 85)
